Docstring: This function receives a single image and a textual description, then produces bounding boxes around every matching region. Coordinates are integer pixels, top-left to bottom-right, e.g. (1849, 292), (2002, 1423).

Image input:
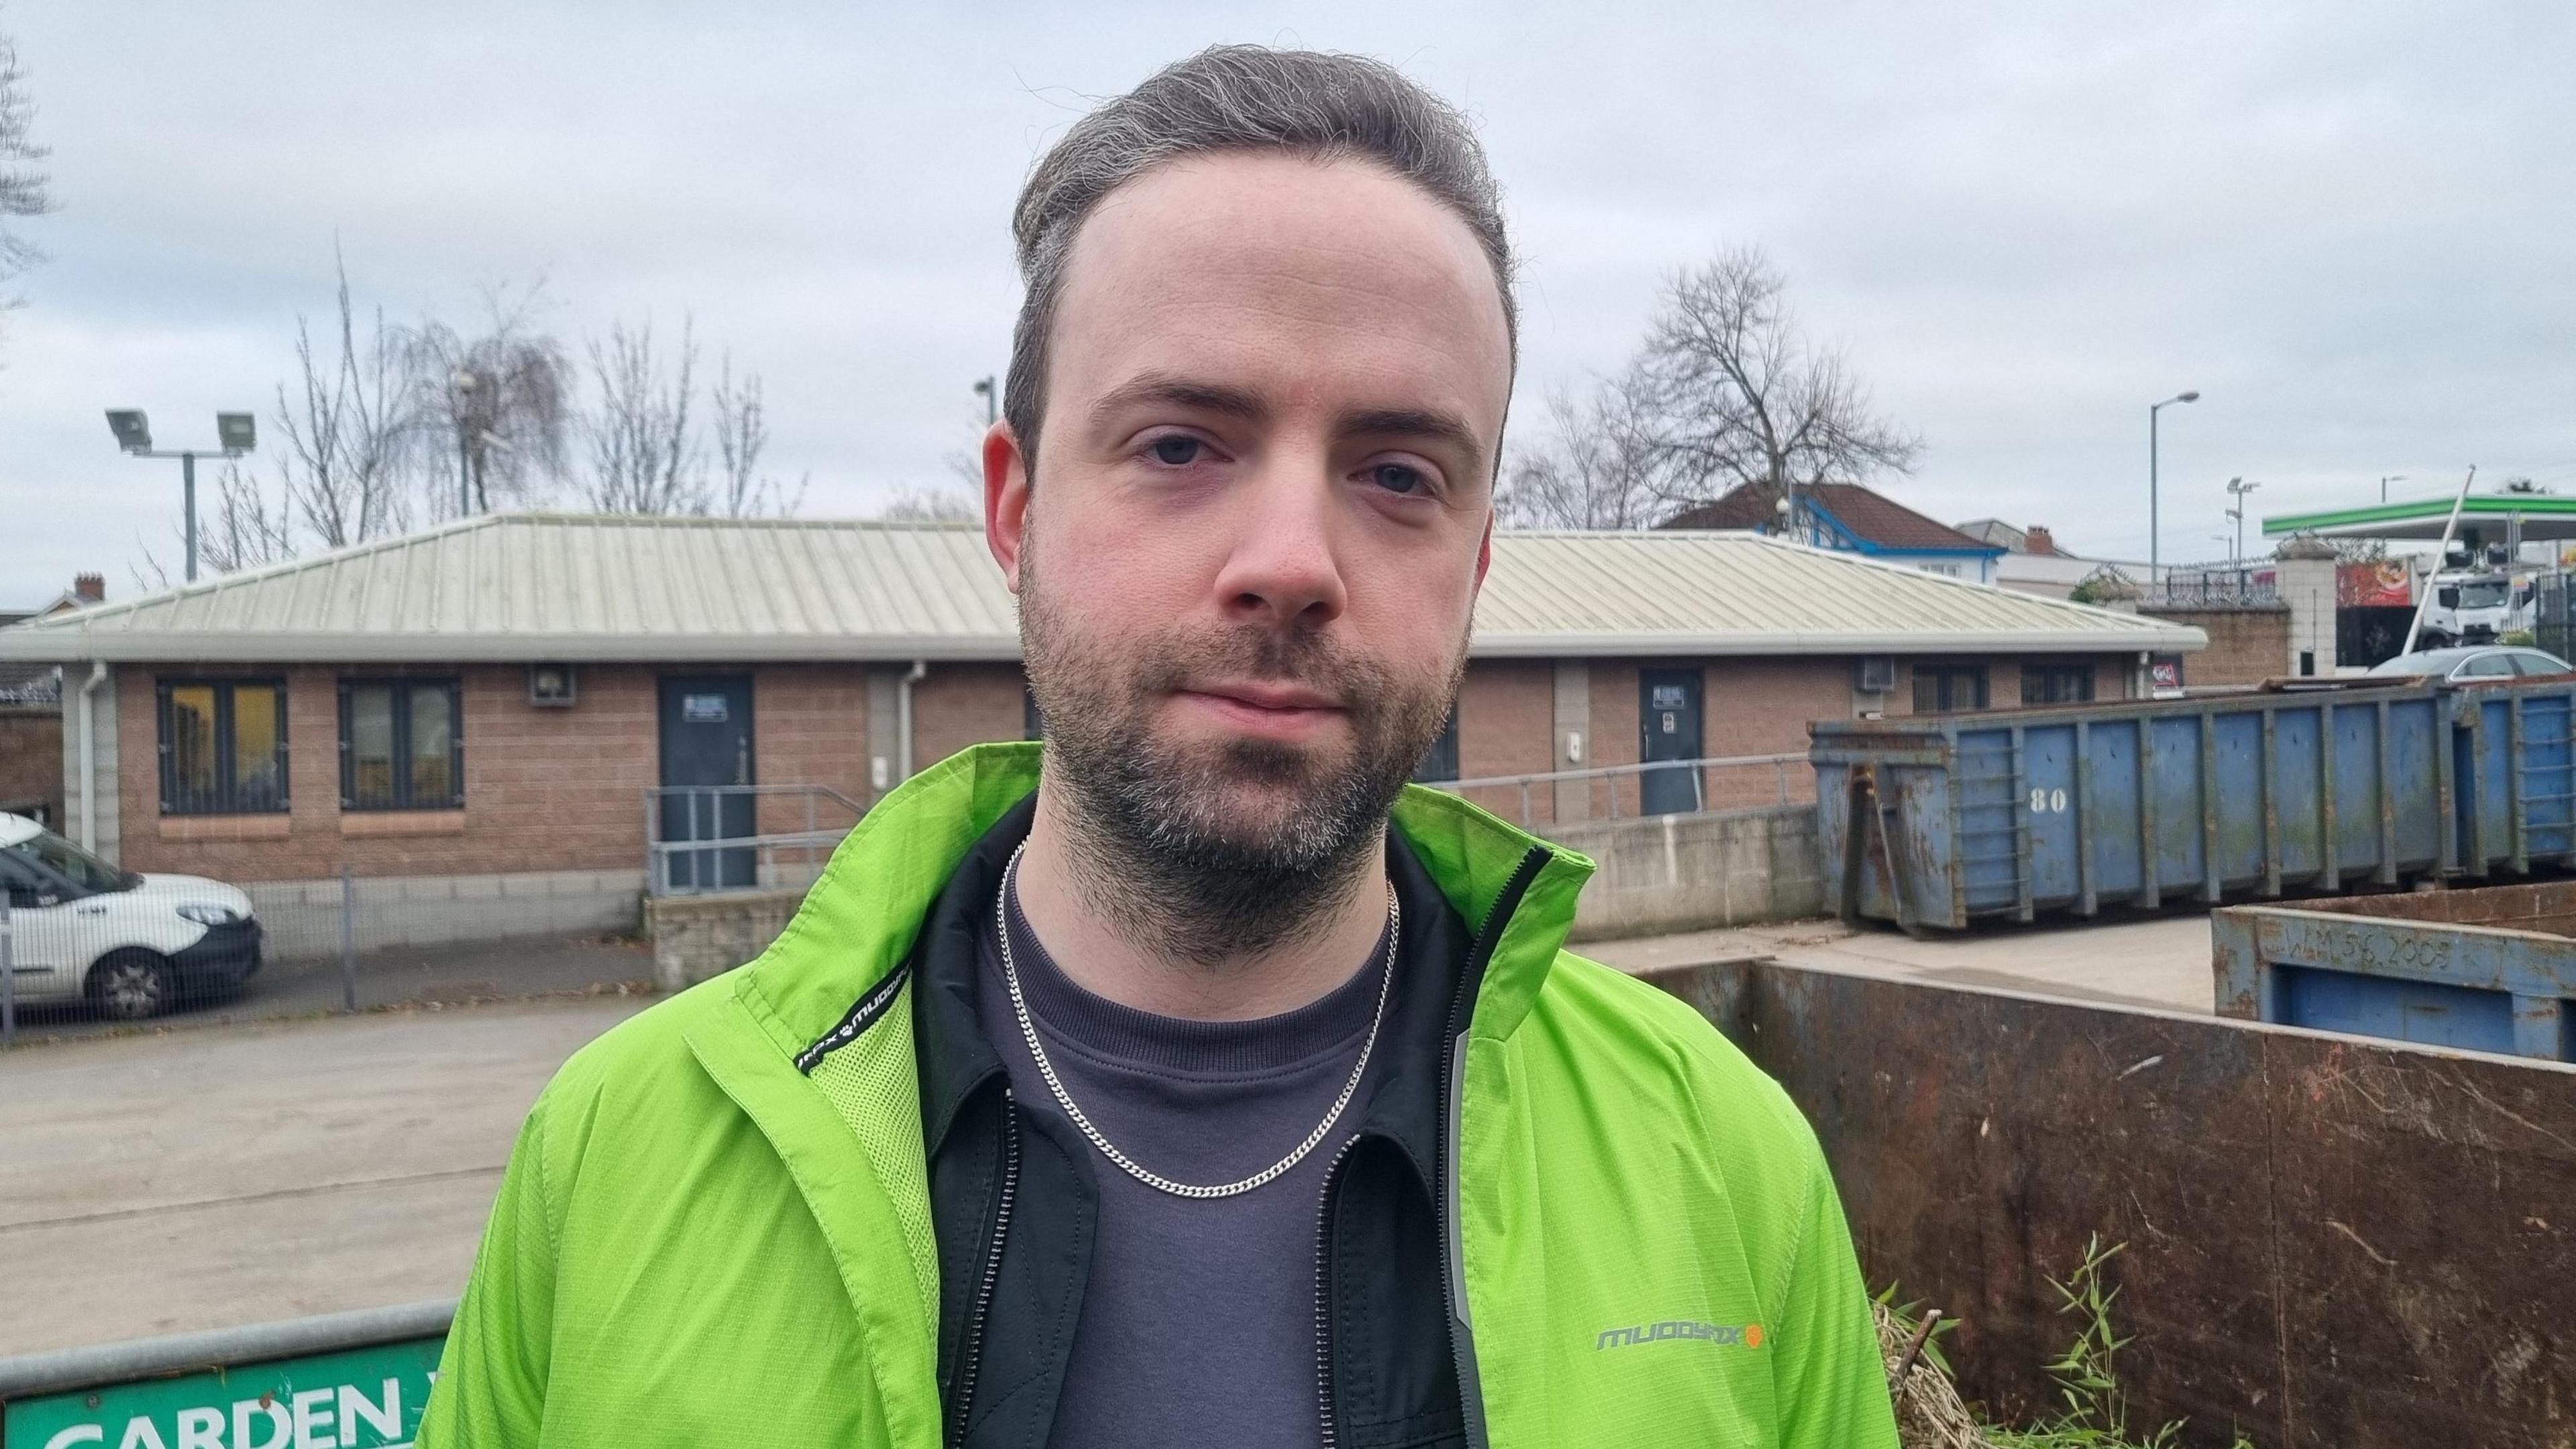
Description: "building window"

(2021, 663), (2096, 705)
(1913, 665), (1990, 714)
(340, 678), (464, 810)
(158, 679), (290, 815)
(1413, 708), (1460, 784)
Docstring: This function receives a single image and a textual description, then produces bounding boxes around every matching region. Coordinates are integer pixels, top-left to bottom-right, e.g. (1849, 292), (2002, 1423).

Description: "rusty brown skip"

(1648, 957), (2576, 1449)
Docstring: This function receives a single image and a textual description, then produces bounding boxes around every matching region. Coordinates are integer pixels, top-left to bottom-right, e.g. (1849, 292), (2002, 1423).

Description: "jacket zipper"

(949, 1089), (1020, 1449)
(1311, 1136), (1360, 1449)
(1438, 847), (1552, 1449)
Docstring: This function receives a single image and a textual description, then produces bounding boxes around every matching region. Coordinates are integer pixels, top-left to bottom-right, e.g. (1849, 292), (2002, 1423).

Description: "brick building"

(0, 514), (2202, 928)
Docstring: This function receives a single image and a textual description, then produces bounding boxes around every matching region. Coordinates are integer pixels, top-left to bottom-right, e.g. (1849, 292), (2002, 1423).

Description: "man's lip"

(1183, 682), (1344, 712)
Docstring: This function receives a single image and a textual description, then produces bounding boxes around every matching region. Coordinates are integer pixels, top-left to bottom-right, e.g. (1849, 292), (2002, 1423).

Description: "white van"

(0, 813), (262, 1019)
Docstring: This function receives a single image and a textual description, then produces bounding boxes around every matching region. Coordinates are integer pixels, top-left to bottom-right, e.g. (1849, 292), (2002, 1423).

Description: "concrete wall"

(0, 703), (62, 825)
(643, 805), (1832, 988)
(1554, 804), (1823, 942)
(2141, 603), (2291, 686)
(248, 868), (645, 961)
(646, 886), (806, 991)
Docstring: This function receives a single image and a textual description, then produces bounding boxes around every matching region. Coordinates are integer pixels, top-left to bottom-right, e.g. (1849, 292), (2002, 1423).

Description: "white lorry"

(2415, 570), (2534, 649)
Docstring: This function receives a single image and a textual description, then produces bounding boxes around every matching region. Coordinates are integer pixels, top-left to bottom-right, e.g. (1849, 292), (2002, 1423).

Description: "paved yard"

(0, 996), (650, 1355)
(1585, 909), (2219, 1014)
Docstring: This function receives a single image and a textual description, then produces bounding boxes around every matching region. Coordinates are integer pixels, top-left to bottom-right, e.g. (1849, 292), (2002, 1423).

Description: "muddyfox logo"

(1595, 1320), (1766, 1351)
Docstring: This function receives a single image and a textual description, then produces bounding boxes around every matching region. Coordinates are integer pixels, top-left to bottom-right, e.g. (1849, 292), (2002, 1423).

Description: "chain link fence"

(1, 837), (653, 1048)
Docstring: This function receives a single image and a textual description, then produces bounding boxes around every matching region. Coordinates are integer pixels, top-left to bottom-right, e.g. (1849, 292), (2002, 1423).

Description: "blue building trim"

(1789, 494), (2006, 582)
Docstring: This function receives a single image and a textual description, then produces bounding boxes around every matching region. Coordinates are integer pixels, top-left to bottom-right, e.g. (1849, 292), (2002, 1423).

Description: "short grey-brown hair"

(1006, 45), (1516, 472)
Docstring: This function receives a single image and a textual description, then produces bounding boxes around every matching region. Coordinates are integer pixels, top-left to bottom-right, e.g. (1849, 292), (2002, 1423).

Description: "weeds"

(1883, 1236), (2257, 1449)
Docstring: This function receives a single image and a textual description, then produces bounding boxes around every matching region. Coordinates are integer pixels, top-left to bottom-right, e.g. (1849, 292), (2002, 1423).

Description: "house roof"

(0, 512), (2202, 663)
(1664, 483), (2003, 555)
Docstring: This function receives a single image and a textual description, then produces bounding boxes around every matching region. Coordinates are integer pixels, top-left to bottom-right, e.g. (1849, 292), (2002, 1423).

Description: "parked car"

(0, 813), (262, 1019)
(2365, 645), (2574, 682)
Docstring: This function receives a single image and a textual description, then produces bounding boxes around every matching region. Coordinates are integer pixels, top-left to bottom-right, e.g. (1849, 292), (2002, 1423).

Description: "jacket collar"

(731, 740), (1597, 1071)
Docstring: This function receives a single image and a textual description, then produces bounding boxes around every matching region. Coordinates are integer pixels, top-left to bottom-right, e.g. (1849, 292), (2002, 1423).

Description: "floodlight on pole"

(106, 408), (260, 584)
(2148, 389), (2200, 584)
(973, 375), (997, 427)
(2224, 476), (2261, 563)
(453, 370), (482, 517)
(2381, 474), (2407, 503)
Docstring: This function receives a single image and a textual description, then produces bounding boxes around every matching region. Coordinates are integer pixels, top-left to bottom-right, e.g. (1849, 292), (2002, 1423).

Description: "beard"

(1020, 542), (1465, 967)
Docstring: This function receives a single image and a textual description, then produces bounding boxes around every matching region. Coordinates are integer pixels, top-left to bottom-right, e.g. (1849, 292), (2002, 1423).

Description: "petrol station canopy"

(2262, 494), (2576, 543)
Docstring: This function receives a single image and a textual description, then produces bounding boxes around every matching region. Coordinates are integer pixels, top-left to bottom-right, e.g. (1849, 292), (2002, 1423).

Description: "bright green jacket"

(423, 743), (1897, 1447)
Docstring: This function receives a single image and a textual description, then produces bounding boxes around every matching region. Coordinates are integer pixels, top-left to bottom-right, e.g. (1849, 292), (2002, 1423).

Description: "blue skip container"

(2212, 883), (2576, 1061)
(1812, 682), (2457, 932)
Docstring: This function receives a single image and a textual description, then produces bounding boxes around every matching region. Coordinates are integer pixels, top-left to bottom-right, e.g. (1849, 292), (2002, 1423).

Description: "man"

(425, 46), (1898, 1449)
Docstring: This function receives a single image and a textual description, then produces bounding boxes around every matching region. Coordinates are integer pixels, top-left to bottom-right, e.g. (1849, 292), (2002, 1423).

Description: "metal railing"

(1424, 753), (1811, 831)
(645, 784), (869, 896)
(2147, 561), (2279, 607)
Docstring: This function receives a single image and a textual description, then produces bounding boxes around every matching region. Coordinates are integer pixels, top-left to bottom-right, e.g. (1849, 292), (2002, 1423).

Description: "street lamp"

(2381, 474), (2408, 503)
(972, 375), (997, 427)
(2224, 476), (2262, 563)
(2149, 390), (2200, 584)
(105, 409), (257, 584)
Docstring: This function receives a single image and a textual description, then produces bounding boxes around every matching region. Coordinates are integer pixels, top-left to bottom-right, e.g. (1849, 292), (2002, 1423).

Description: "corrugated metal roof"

(0, 513), (2203, 662)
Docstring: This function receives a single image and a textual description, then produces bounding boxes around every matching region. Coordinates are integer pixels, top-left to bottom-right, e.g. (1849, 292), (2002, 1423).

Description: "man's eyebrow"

(1088, 374), (1271, 429)
(1342, 407), (1487, 477)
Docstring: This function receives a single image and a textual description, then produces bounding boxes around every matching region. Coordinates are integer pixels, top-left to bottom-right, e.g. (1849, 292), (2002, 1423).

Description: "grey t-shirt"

(975, 879), (1393, 1449)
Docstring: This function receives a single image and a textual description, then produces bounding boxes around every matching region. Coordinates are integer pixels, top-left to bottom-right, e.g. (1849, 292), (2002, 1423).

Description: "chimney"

(2023, 525), (2055, 556)
(74, 573), (105, 604)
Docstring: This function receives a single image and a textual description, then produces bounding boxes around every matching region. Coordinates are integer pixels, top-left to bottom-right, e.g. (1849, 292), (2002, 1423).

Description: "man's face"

(988, 152), (1511, 873)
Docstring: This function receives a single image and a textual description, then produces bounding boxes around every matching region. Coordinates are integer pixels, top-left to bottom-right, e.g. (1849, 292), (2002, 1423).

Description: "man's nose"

(1210, 455), (1349, 631)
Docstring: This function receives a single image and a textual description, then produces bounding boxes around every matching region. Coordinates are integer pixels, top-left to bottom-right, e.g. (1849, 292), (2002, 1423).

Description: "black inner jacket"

(908, 797), (1485, 1449)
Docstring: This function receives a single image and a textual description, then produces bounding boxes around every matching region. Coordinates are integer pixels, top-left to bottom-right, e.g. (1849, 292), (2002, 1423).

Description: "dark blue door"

(658, 676), (755, 891)
(1638, 669), (1703, 815)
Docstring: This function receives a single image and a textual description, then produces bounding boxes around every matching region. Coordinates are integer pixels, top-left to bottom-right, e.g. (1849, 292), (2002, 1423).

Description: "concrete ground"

(2, 934), (657, 1045)
(0, 996), (651, 1356)
(1584, 908), (2219, 1014)
(0, 906), (2221, 1358)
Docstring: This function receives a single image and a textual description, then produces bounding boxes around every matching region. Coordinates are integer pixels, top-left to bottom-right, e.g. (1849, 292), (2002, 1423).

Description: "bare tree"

(1495, 245), (1919, 531)
(0, 11), (56, 352)
(580, 317), (706, 514)
(710, 355), (804, 517)
(197, 463), (297, 574)
(405, 282), (575, 519)
(271, 250), (415, 547)
(1639, 246), (1919, 517)
(878, 486), (981, 523)
(1497, 370), (1669, 529)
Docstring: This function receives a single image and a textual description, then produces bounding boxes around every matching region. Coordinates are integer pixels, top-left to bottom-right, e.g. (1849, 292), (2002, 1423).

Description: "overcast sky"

(2, 1), (2571, 602)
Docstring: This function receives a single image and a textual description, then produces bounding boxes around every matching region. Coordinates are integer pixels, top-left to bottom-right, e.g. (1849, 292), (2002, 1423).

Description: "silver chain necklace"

(995, 841), (1398, 1199)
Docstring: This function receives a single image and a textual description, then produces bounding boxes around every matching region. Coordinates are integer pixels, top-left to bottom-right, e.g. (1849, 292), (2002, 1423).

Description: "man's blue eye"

(1373, 463), (1426, 494)
(1152, 436), (1202, 466)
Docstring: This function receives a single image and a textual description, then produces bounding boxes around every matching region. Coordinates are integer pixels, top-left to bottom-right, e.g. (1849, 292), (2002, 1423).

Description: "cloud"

(2, 0), (2571, 597)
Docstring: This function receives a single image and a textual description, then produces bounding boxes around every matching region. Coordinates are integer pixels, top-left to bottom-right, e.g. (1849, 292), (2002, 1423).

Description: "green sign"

(3, 1336), (443, 1449)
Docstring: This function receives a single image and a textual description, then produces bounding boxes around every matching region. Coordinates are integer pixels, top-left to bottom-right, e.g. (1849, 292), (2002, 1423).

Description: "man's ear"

(984, 422), (1032, 592)
(1474, 509), (1495, 591)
